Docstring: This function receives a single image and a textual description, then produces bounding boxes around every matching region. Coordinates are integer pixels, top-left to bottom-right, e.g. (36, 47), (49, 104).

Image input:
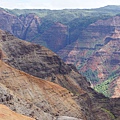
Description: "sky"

(1, 0), (120, 9)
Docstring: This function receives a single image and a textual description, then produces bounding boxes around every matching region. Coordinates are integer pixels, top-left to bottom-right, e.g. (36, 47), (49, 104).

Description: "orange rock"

(0, 104), (35, 120)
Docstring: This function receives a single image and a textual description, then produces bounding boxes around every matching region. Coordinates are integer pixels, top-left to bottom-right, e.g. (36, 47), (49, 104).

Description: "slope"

(0, 104), (35, 120)
(1, 6), (120, 53)
(0, 29), (88, 95)
(0, 29), (120, 120)
(58, 15), (120, 97)
(0, 59), (85, 119)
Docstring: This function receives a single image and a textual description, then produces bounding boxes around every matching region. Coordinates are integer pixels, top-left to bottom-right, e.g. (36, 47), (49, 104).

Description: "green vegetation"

(94, 69), (120, 97)
(82, 69), (99, 83)
(101, 108), (115, 120)
(94, 79), (112, 97)
(3, 5), (120, 45)
(1, 6), (120, 97)
(5, 5), (120, 24)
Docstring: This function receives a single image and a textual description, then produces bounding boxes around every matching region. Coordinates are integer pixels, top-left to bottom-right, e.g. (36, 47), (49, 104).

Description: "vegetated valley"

(0, 5), (120, 120)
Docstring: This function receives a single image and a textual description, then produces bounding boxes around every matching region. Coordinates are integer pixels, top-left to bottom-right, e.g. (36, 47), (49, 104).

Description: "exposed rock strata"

(0, 104), (35, 120)
(0, 29), (120, 120)
(0, 9), (69, 52)
(0, 29), (88, 95)
(0, 60), (85, 119)
(58, 16), (120, 97)
(0, 9), (119, 98)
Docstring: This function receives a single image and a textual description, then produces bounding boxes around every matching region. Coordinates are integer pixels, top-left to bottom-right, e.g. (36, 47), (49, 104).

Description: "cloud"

(0, 0), (120, 9)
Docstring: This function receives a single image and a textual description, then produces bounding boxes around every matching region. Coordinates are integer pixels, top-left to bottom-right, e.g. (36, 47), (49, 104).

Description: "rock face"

(0, 104), (35, 120)
(39, 22), (68, 52)
(0, 29), (88, 95)
(0, 9), (69, 52)
(58, 16), (120, 97)
(111, 77), (120, 98)
(0, 59), (85, 120)
(0, 9), (41, 41)
(0, 8), (119, 98)
(0, 29), (120, 120)
(0, 30), (87, 120)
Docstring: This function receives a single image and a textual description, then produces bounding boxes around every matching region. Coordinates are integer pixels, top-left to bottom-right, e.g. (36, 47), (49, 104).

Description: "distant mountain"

(97, 5), (120, 11)
(0, 29), (120, 120)
(0, 6), (120, 97)
(1, 6), (120, 52)
(58, 15), (120, 97)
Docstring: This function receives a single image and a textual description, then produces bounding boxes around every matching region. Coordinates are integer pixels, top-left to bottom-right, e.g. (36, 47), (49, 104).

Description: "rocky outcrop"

(39, 22), (69, 52)
(0, 59), (86, 119)
(0, 8), (119, 98)
(0, 9), (69, 52)
(0, 29), (88, 95)
(0, 82), (55, 120)
(0, 104), (35, 120)
(0, 29), (120, 120)
(58, 16), (120, 98)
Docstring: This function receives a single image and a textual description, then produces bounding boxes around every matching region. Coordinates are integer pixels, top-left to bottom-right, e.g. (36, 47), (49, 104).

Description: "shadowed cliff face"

(0, 29), (89, 95)
(0, 9), (41, 40)
(39, 22), (68, 52)
(0, 59), (86, 120)
(0, 9), (119, 98)
(0, 29), (120, 120)
(0, 29), (88, 120)
(58, 16), (120, 98)
(0, 9), (69, 52)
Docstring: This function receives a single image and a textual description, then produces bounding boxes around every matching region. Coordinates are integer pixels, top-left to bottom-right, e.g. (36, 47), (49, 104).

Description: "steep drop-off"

(0, 8), (119, 97)
(0, 29), (88, 95)
(0, 59), (85, 119)
(58, 15), (120, 97)
(0, 29), (120, 120)
(0, 8), (69, 52)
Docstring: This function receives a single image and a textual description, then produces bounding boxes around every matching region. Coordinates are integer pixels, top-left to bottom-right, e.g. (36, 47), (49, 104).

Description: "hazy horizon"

(0, 0), (120, 10)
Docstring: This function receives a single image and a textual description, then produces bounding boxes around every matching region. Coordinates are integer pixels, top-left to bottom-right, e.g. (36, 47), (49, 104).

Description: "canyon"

(0, 29), (120, 120)
(0, 6), (119, 119)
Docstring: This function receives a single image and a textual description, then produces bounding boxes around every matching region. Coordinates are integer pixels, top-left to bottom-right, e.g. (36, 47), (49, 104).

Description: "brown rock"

(0, 59), (85, 119)
(0, 104), (35, 120)
(0, 29), (120, 120)
(58, 16), (120, 97)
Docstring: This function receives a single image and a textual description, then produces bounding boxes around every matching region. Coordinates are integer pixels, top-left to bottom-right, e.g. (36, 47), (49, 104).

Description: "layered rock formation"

(58, 15), (120, 97)
(0, 59), (85, 119)
(0, 29), (88, 95)
(0, 8), (119, 98)
(0, 29), (120, 120)
(0, 30), (88, 120)
(0, 9), (41, 40)
(0, 8), (69, 52)
(0, 104), (35, 120)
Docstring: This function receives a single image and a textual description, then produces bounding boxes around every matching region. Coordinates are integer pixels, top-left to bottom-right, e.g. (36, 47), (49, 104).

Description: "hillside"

(0, 59), (85, 119)
(0, 29), (120, 120)
(0, 6), (120, 97)
(0, 104), (35, 120)
(1, 6), (120, 52)
(58, 15), (120, 97)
